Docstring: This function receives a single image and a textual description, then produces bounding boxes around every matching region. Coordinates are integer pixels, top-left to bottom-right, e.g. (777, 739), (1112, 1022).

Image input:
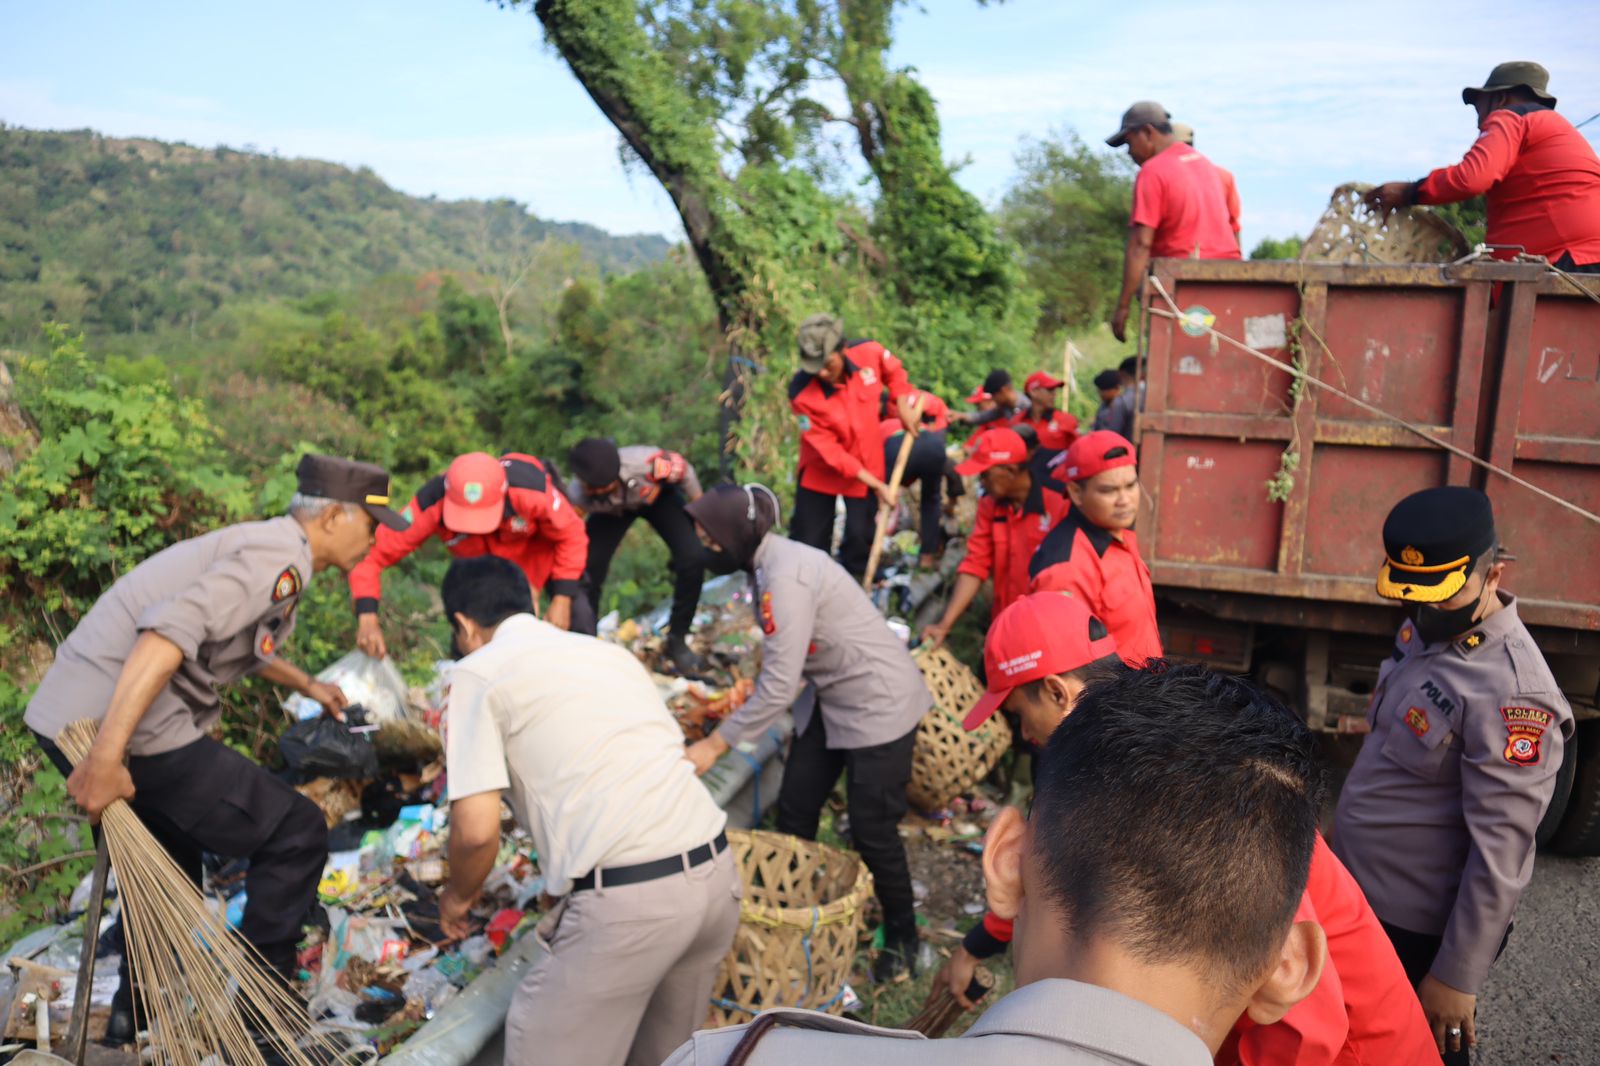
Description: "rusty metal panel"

(1302, 445), (1449, 580)
(1159, 281), (1297, 416)
(1317, 288), (1463, 427)
(1151, 437), (1284, 569)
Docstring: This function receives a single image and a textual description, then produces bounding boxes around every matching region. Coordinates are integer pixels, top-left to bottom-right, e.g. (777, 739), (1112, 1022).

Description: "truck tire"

(1536, 720), (1578, 849)
(1549, 718), (1600, 857)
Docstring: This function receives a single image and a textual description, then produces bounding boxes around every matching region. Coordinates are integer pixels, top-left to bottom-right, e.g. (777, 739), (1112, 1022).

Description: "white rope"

(1145, 275), (1600, 526)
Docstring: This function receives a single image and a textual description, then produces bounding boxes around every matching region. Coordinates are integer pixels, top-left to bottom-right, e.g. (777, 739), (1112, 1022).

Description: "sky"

(3, 0), (1599, 255)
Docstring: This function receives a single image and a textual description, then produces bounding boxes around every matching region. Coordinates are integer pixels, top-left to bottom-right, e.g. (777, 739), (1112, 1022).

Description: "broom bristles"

(59, 719), (355, 1066)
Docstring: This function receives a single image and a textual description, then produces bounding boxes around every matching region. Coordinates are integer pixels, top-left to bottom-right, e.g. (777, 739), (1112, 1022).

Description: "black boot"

(871, 926), (920, 983)
(666, 634), (709, 677)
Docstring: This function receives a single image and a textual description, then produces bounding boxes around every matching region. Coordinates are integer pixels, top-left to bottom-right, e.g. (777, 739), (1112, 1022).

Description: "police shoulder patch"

(271, 566), (302, 603)
(1500, 705), (1554, 766)
(1460, 631), (1485, 651)
(259, 633), (276, 658)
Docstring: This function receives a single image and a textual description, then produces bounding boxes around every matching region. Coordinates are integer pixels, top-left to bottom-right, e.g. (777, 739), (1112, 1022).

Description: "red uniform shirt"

(1132, 143), (1243, 260)
(1218, 164), (1242, 236)
(349, 452), (587, 613)
(1028, 504), (1162, 664)
(904, 387), (950, 431)
(958, 481), (1070, 621)
(1012, 407), (1079, 452)
(1418, 106), (1600, 266)
(1219, 835), (1437, 1066)
(790, 339), (912, 497)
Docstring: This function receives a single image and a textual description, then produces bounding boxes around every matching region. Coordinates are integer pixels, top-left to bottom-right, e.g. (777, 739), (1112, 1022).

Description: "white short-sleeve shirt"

(446, 613), (727, 895)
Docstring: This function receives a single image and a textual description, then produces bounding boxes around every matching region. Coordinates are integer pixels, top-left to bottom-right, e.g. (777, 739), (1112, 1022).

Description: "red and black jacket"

(958, 479), (1069, 621)
(1028, 504), (1161, 663)
(349, 453), (587, 614)
(790, 339), (912, 497)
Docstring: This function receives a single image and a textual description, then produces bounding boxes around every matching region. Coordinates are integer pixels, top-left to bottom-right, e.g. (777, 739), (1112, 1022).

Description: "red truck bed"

(1137, 259), (1599, 646)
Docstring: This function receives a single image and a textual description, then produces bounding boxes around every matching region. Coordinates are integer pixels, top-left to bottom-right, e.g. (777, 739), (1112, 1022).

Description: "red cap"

(964, 386), (992, 406)
(443, 452), (508, 534)
(1058, 430), (1137, 483)
(1024, 371), (1065, 392)
(964, 592), (1118, 730)
(954, 427), (1028, 477)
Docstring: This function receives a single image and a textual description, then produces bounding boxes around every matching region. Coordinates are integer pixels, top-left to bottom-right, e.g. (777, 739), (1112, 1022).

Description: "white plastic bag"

(283, 650), (415, 724)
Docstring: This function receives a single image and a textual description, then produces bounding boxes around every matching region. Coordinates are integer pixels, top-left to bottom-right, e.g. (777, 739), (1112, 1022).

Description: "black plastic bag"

(278, 708), (379, 780)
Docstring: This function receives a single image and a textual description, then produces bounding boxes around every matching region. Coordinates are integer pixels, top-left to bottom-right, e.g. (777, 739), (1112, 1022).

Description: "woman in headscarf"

(683, 484), (933, 982)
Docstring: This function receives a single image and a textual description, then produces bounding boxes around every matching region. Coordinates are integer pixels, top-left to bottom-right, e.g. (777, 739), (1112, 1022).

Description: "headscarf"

(684, 483), (781, 572)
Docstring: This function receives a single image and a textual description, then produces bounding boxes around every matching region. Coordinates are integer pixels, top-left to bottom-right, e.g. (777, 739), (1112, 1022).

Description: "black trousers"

(775, 712), (918, 938)
(37, 732), (327, 1009)
(883, 431), (953, 557)
(1380, 919), (1512, 1066)
(790, 484), (877, 578)
(582, 488), (705, 638)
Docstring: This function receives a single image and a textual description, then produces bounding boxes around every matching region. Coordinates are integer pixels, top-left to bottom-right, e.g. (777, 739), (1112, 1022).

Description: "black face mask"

(1410, 589), (1487, 645)
(702, 545), (743, 576)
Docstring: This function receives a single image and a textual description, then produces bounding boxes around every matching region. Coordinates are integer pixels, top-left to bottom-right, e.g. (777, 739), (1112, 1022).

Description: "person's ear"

(1484, 560), (1507, 597)
(982, 806), (1028, 921)
(1057, 674), (1087, 717)
(452, 612), (480, 651)
(1065, 480), (1084, 508)
(1043, 675), (1075, 722)
(1243, 920), (1327, 1027)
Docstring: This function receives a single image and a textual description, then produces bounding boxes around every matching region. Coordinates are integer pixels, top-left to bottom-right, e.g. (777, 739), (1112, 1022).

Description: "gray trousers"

(504, 847), (741, 1066)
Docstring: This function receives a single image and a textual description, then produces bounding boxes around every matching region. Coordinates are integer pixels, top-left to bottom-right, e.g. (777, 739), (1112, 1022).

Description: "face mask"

(1410, 590), (1486, 645)
(702, 545), (743, 576)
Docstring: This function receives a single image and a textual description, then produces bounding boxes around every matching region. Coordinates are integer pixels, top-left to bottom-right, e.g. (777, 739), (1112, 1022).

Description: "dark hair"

(441, 557), (534, 631)
(1030, 660), (1320, 991)
(983, 369), (1013, 394)
(1093, 369), (1122, 391)
(568, 437), (621, 487)
(1118, 356), (1139, 377)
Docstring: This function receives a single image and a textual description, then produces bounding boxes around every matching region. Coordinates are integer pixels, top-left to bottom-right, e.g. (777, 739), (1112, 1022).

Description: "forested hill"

(0, 124), (671, 343)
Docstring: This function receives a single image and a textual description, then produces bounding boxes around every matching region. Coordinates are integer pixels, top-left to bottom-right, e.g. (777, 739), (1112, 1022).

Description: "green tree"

(997, 130), (1135, 334)
(1250, 235), (1304, 260)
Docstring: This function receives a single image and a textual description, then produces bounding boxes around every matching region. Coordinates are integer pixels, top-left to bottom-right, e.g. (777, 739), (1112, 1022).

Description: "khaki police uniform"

(1331, 484), (1573, 1066)
(26, 455), (405, 1019)
(1333, 594), (1572, 992)
(712, 533), (931, 954)
(661, 979), (1213, 1065)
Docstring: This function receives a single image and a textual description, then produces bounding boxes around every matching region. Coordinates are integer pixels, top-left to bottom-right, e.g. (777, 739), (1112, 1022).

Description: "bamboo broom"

(861, 393), (927, 590)
(57, 719), (351, 1066)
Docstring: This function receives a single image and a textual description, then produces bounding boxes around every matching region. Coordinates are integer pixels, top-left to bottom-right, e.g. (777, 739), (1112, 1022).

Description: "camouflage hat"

(1171, 121), (1195, 146)
(796, 313), (844, 373)
(1462, 61), (1556, 108)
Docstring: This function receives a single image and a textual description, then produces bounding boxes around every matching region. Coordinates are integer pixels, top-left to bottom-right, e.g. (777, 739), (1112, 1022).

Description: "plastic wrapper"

(284, 650), (415, 724)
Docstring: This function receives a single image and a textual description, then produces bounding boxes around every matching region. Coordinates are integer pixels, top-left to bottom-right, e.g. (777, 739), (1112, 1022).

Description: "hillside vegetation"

(0, 125), (670, 344)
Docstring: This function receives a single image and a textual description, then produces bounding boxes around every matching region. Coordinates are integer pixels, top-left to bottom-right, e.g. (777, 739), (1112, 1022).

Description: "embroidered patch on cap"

(1404, 706), (1430, 737)
(463, 482), (484, 504)
(271, 566), (302, 603)
(1500, 705), (1554, 766)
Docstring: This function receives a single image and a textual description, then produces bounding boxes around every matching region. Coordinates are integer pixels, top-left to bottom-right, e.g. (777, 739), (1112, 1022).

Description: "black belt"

(571, 831), (728, 892)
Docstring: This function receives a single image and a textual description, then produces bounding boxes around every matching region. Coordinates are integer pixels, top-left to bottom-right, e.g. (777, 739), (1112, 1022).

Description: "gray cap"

(1106, 101), (1170, 147)
(796, 313), (844, 373)
(1462, 61), (1556, 108)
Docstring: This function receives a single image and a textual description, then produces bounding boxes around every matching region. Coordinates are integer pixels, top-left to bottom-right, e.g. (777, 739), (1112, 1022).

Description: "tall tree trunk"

(534, 0), (752, 335)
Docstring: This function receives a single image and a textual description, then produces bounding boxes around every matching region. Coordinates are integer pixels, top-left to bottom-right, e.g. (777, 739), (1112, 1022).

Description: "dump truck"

(1135, 257), (1600, 854)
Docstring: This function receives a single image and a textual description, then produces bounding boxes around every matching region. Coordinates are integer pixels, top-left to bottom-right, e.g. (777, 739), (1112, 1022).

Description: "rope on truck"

(1144, 275), (1600, 527)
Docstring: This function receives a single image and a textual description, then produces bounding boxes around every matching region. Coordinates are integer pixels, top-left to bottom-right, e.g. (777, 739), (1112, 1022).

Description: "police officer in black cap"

(1332, 486), (1573, 1065)
(25, 454), (408, 1043)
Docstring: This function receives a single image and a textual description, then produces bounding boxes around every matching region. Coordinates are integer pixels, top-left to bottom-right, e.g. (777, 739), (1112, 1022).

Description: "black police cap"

(296, 454), (409, 531)
(1376, 486), (1495, 603)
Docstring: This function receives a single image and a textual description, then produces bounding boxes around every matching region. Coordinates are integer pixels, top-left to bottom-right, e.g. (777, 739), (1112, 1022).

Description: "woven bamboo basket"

(708, 829), (874, 1026)
(1300, 183), (1469, 264)
(908, 647), (1012, 811)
